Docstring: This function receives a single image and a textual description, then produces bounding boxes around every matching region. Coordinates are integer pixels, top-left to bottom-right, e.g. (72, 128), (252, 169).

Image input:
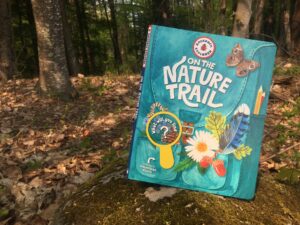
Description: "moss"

(54, 160), (300, 225)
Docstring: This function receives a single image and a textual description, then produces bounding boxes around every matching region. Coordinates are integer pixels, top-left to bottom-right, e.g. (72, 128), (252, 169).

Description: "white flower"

(185, 131), (219, 162)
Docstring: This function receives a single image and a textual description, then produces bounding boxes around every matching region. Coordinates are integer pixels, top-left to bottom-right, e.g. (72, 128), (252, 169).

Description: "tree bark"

(74, 0), (90, 74)
(219, 0), (227, 35)
(107, 0), (123, 69)
(80, 0), (96, 73)
(60, 0), (80, 76)
(0, 0), (14, 83)
(232, 0), (253, 37)
(25, 0), (39, 75)
(253, 0), (265, 35)
(283, 6), (292, 52)
(31, 0), (77, 100)
(292, 0), (300, 54)
(152, 0), (171, 26)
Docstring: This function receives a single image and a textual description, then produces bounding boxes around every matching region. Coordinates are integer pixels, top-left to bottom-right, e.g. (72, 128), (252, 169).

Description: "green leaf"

(277, 168), (300, 185)
(205, 111), (226, 140)
(173, 158), (196, 172)
(197, 164), (208, 175)
(233, 144), (252, 160)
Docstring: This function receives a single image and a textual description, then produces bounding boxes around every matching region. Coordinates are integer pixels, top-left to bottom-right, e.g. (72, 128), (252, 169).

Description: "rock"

(144, 187), (180, 202)
(283, 63), (292, 68)
(53, 159), (300, 225)
(71, 171), (93, 184)
(112, 141), (121, 149)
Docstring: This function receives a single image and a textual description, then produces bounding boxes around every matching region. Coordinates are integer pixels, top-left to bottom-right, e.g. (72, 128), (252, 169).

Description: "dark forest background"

(3, 0), (300, 79)
(0, 1), (300, 224)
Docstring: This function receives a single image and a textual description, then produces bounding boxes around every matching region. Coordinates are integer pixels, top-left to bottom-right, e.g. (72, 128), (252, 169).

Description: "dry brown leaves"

(0, 75), (140, 224)
(0, 70), (299, 224)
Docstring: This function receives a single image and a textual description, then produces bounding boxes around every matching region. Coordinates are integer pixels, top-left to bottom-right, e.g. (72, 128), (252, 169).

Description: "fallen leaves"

(0, 75), (139, 223)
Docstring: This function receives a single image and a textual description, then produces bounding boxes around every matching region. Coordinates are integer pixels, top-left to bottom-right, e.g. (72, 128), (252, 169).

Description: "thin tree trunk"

(283, 6), (292, 52)
(80, 0), (96, 73)
(25, 0), (39, 75)
(152, 0), (171, 26)
(31, 0), (77, 99)
(232, 0), (253, 37)
(0, 0), (14, 83)
(292, 0), (300, 53)
(60, 0), (80, 76)
(74, 0), (89, 74)
(253, 0), (265, 35)
(219, 0), (227, 35)
(107, 0), (123, 70)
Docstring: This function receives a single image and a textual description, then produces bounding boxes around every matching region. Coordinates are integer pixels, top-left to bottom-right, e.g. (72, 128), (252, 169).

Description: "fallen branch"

(261, 142), (300, 163)
(269, 90), (296, 105)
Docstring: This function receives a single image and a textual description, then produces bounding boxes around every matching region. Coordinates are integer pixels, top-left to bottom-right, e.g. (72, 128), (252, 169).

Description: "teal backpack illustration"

(128, 25), (277, 200)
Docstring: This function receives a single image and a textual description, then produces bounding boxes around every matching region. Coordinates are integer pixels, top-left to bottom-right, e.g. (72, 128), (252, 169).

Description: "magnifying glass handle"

(160, 146), (174, 169)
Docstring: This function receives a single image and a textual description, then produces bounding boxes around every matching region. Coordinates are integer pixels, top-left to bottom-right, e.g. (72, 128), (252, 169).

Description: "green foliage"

(102, 148), (117, 163)
(173, 158), (196, 172)
(0, 208), (9, 219)
(197, 164), (208, 174)
(274, 65), (300, 76)
(22, 160), (43, 171)
(79, 136), (93, 149)
(233, 144), (252, 160)
(283, 97), (300, 118)
(277, 168), (300, 185)
(97, 85), (108, 96)
(205, 111), (226, 140)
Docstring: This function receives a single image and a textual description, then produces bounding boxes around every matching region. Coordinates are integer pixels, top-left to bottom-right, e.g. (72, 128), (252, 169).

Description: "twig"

(261, 142), (300, 163)
(270, 90), (296, 105)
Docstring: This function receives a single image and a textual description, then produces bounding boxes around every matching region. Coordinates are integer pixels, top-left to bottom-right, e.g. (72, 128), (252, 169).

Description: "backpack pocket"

(135, 137), (180, 181)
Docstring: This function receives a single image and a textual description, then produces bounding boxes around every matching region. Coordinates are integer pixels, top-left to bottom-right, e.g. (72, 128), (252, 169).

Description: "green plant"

(23, 160), (43, 171)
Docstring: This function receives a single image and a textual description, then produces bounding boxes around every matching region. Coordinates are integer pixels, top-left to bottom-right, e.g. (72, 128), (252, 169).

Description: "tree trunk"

(292, 0), (300, 54)
(0, 0), (14, 83)
(80, 0), (96, 73)
(60, 0), (80, 76)
(152, 0), (171, 26)
(74, 0), (90, 74)
(232, 0), (253, 37)
(25, 0), (39, 76)
(107, 0), (123, 70)
(253, 0), (265, 35)
(219, 0), (227, 35)
(31, 0), (77, 100)
(283, 6), (292, 52)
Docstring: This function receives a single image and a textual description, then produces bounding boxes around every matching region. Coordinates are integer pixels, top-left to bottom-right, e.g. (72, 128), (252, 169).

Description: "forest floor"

(0, 60), (300, 224)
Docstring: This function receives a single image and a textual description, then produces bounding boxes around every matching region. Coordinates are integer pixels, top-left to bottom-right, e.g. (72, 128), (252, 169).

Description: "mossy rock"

(53, 159), (300, 225)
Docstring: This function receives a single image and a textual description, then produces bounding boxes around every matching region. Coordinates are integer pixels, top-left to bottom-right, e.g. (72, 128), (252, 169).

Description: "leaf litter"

(0, 71), (299, 224)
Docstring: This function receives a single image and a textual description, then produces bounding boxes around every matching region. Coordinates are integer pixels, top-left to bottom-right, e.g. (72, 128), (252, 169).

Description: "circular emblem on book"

(193, 37), (216, 59)
(146, 111), (182, 169)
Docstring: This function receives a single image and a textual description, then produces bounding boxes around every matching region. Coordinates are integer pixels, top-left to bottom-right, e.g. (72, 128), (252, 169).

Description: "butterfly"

(226, 43), (260, 77)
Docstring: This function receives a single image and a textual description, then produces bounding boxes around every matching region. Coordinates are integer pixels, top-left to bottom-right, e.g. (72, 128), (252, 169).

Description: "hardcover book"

(127, 25), (277, 199)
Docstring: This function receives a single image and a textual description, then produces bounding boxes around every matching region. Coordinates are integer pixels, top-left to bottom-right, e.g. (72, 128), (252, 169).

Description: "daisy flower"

(185, 131), (219, 162)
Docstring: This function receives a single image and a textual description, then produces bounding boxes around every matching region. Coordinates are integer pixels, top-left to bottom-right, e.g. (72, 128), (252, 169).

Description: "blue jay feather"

(220, 104), (250, 154)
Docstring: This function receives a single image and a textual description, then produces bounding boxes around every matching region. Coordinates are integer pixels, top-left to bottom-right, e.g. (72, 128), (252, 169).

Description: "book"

(127, 25), (277, 200)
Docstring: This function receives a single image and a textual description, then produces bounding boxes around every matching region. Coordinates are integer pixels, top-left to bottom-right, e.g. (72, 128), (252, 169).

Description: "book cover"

(127, 25), (277, 200)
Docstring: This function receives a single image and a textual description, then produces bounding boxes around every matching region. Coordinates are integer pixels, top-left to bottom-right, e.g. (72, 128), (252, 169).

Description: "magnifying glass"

(146, 111), (182, 169)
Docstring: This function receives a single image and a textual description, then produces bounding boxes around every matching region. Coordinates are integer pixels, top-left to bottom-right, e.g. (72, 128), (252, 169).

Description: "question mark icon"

(160, 126), (169, 138)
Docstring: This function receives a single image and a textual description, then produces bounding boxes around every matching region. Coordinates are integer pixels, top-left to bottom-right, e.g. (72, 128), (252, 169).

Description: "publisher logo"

(193, 37), (216, 59)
